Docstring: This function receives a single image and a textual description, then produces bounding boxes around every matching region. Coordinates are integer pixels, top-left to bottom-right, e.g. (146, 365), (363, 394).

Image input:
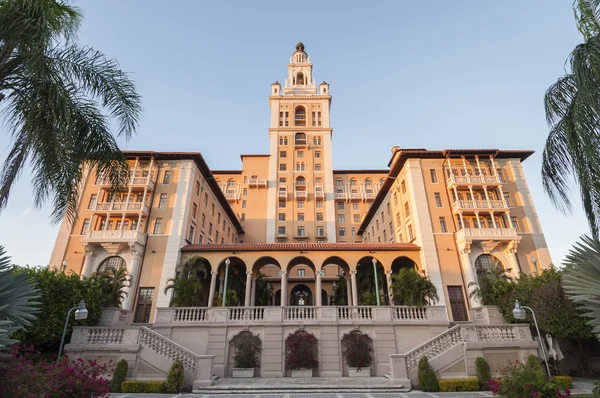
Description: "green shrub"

(418, 356), (440, 392)
(439, 378), (479, 392)
(341, 331), (373, 370)
(110, 359), (128, 392)
(121, 381), (166, 393)
(233, 332), (262, 369)
(552, 376), (573, 389)
(475, 356), (491, 390)
(165, 360), (185, 393)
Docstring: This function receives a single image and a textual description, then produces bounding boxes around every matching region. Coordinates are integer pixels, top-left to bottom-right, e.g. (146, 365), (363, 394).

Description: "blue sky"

(0, 1), (590, 266)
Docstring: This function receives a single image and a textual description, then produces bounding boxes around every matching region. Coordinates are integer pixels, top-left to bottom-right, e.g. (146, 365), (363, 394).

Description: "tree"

(253, 272), (273, 306)
(0, 246), (38, 355)
(391, 268), (439, 306)
(164, 256), (209, 307)
(0, 0), (142, 223)
(562, 235), (600, 341)
(332, 275), (348, 305)
(87, 266), (130, 308)
(542, 0), (600, 237)
(469, 261), (512, 305)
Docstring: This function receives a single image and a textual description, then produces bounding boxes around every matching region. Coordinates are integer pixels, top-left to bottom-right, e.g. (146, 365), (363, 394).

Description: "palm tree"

(333, 275), (348, 305)
(0, 0), (141, 223)
(164, 256), (209, 307)
(253, 272), (273, 306)
(468, 261), (510, 305)
(0, 246), (39, 355)
(562, 235), (600, 340)
(543, 0), (600, 237)
(391, 268), (439, 307)
(88, 267), (130, 308)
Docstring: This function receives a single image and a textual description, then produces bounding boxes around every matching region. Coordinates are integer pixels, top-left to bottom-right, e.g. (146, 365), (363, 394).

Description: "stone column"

(386, 270), (393, 305)
(315, 271), (322, 307)
(459, 241), (478, 307)
(207, 271), (217, 308)
(506, 241), (521, 278)
(350, 270), (359, 307)
(80, 246), (95, 278)
(122, 249), (142, 310)
(250, 277), (257, 306)
(280, 271), (288, 307)
(346, 276), (352, 306)
(244, 271), (252, 307)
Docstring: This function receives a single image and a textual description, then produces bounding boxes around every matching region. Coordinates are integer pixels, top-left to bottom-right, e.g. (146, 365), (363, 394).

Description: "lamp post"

(221, 258), (230, 307)
(512, 300), (551, 376)
(371, 258), (381, 306)
(61, 260), (68, 273)
(57, 300), (88, 365)
(531, 256), (538, 276)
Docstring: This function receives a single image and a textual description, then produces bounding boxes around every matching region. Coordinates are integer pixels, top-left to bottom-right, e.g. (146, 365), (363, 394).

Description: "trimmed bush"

(233, 332), (262, 369)
(439, 378), (479, 392)
(121, 381), (166, 393)
(285, 330), (319, 370)
(165, 360), (185, 393)
(552, 376), (573, 389)
(110, 359), (128, 392)
(417, 356), (440, 392)
(341, 331), (373, 370)
(475, 356), (491, 390)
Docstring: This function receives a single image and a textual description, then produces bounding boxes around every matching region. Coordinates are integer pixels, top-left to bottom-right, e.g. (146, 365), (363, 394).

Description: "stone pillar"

(207, 271), (217, 308)
(386, 270), (393, 305)
(122, 249), (142, 310)
(280, 271), (288, 307)
(315, 271), (322, 307)
(346, 276), (352, 306)
(350, 271), (359, 307)
(507, 241), (521, 278)
(244, 271), (252, 307)
(250, 277), (257, 306)
(80, 246), (95, 278)
(459, 241), (478, 307)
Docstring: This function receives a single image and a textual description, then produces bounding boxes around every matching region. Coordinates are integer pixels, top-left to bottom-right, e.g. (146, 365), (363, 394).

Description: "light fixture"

(57, 300), (88, 365)
(512, 300), (551, 376)
(61, 260), (68, 273)
(531, 256), (539, 276)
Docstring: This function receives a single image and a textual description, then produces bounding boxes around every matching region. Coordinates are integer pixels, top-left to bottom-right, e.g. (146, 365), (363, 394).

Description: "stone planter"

(291, 368), (313, 378)
(348, 367), (371, 377)
(232, 368), (254, 378)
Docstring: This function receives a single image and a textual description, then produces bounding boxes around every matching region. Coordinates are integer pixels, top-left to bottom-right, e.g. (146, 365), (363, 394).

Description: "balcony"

(365, 191), (376, 201)
(315, 187), (324, 199)
(446, 174), (503, 188)
(349, 192), (363, 201)
(276, 231), (287, 239)
(294, 115), (306, 127)
(278, 187), (288, 199)
(224, 192), (240, 203)
(294, 139), (308, 148)
(96, 171), (156, 191)
(294, 190), (307, 200)
(452, 199), (509, 212)
(294, 231), (309, 239)
(456, 227), (520, 242)
(315, 230), (327, 238)
(82, 229), (147, 246)
(92, 202), (149, 214)
(334, 192), (347, 201)
(248, 178), (267, 188)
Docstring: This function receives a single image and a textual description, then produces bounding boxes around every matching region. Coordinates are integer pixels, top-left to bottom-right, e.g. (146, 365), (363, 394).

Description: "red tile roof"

(181, 242), (420, 252)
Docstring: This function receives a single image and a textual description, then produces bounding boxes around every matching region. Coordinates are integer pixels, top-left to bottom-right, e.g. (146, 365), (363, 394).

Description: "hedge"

(121, 380), (166, 393)
(553, 376), (573, 389)
(439, 378), (480, 392)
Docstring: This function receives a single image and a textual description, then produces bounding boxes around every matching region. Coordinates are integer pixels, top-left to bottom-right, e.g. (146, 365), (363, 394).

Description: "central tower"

(265, 42), (335, 243)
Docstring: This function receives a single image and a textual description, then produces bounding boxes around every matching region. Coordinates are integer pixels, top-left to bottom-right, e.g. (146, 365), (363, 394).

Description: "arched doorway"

(97, 256), (126, 273)
(216, 257), (248, 306)
(290, 284), (312, 306)
(356, 256), (387, 305)
(322, 256), (351, 305)
(253, 256), (281, 306)
(474, 254), (505, 282)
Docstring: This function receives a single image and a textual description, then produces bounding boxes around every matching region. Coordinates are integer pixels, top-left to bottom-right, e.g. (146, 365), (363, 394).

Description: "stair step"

(193, 387), (410, 394)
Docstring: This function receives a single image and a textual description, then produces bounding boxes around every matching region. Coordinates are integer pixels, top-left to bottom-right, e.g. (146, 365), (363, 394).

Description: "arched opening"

(356, 256), (388, 305)
(391, 256), (417, 274)
(165, 256), (212, 307)
(322, 256), (351, 305)
(295, 176), (306, 190)
(321, 289), (329, 306)
(290, 284), (312, 306)
(274, 289), (281, 306)
(252, 256), (281, 306)
(474, 254), (505, 283)
(295, 107), (306, 126)
(296, 72), (305, 85)
(97, 256), (126, 273)
(216, 257), (248, 306)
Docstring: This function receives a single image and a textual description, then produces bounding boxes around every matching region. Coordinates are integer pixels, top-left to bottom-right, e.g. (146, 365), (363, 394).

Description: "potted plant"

(341, 331), (373, 377)
(285, 330), (318, 377)
(231, 332), (262, 378)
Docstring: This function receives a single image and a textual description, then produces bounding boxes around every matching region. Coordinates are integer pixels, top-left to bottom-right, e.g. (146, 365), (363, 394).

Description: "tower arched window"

(294, 132), (307, 145)
(294, 107), (306, 126)
(296, 72), (305, 85)
(474, 254), (504, 282)
(97, 256), (126, 274)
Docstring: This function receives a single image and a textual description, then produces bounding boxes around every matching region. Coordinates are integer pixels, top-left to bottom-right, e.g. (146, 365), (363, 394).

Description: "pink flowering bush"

(488, 355), (570, 398)
(0, 345), (111, 398)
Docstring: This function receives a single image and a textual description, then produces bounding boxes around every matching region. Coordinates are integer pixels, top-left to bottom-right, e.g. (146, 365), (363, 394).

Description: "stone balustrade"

(154, 305), (448, 325)
(69, 326), (141, 345)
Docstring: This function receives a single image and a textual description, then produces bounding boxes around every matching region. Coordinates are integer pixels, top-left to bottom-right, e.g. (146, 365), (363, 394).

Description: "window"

(192, 203), (197, 219)
(88, 194), (97, 209)
(497, 169), (506, 183)
(434, 193), (442, 208)
(298, 269), (305, 277)
(280, 151), (287, 158)
(134, 287), (154, 324)
(316, 200), (323, 208)
(162, 170), (171, 184)
(315, 164), (321, 171)
(243, 188), (248, 196)
(430, 169), (438, 183)
(315, 151), (321, 158)
(198, 233), (204, 244)
(352, 203), (359, 210)
(354, 214), (360, 223)
(279, 136), (288, 145)
(227, 226), (231, 237)
(244, 176), (248, 184)
(280, 164), (287, 171)
(279, 177), (287, 183)
(221, 237), (225, 244)
(389, 222), (393, 235)
(376, 220), (380, 230)
(350, 179), (357, 186)
(338, 214), (345, 223)
(404, 202), (410, 218)
(153, 218), (163, 234)
(279, 200), (286, 208)
(339, 227), (346, 237)
(158, 194), (167, 209)
(297, 226), (305, 236)
(336, 179), (343, 187)
(241, 213), (246, 221)
(278, 226), (286, 236)
(203, 193), (208, 207)
(188, 225), (195, 242)
(393, 192), (398, 205)
(215, 231), (219, 241)
(387, 202), (391, 215)
(242, 200), (246, 209)
(401, 180), (407, 194)
(222, 220), (226, 231)
(352, 227), (356, 236)
(313, 213), (322, 222)
(208, 223), (213, 235)
(315, 177), (322, 184)
(298, 200), (304, 209)
(80, 219), (90, 235)
(447, 286), (468, 321)
(211, 203), (215, 216)
(396, 212), (401, 225)
(439, 217), (448, 233)
(337, 202), (344, 210)
(511, 216), (520, 231)
(504, 193), (512, 207)
(383, 230), (387, 240)
(278, 213), (286, 221)
(201, 213), (206, 228)
(196, 181), (201, 196)
(316, 226), (325, 236)
(298, 213), (304, 221)
(408, 225), (414, 241)
(297, 151), (304, 158)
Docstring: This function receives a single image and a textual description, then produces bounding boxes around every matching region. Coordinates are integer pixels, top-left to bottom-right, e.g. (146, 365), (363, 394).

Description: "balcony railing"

(96, 171), (156, 190)
(365, 192), (376, 201)
(315, 230), (326, 238)
(294, 190), (307, 200)
(224, 192), (240, 202)
(293, 231), (309, 239)
(93, 202), (149, 213)
(153, 305), (448, 325)
(456, 227), (520, 242)
(294, 139), (307, 147)
(82, 229), (147, 246)
(248, 178), (267, 188)
(315, 187), (324, 199)
(446, 174), (502, 187)
(278, 187), (288, 199)
(452, 199), (508, 211)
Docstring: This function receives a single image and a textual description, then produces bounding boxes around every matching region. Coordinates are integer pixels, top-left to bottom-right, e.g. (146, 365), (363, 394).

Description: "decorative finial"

(296, 42), (305, 51)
